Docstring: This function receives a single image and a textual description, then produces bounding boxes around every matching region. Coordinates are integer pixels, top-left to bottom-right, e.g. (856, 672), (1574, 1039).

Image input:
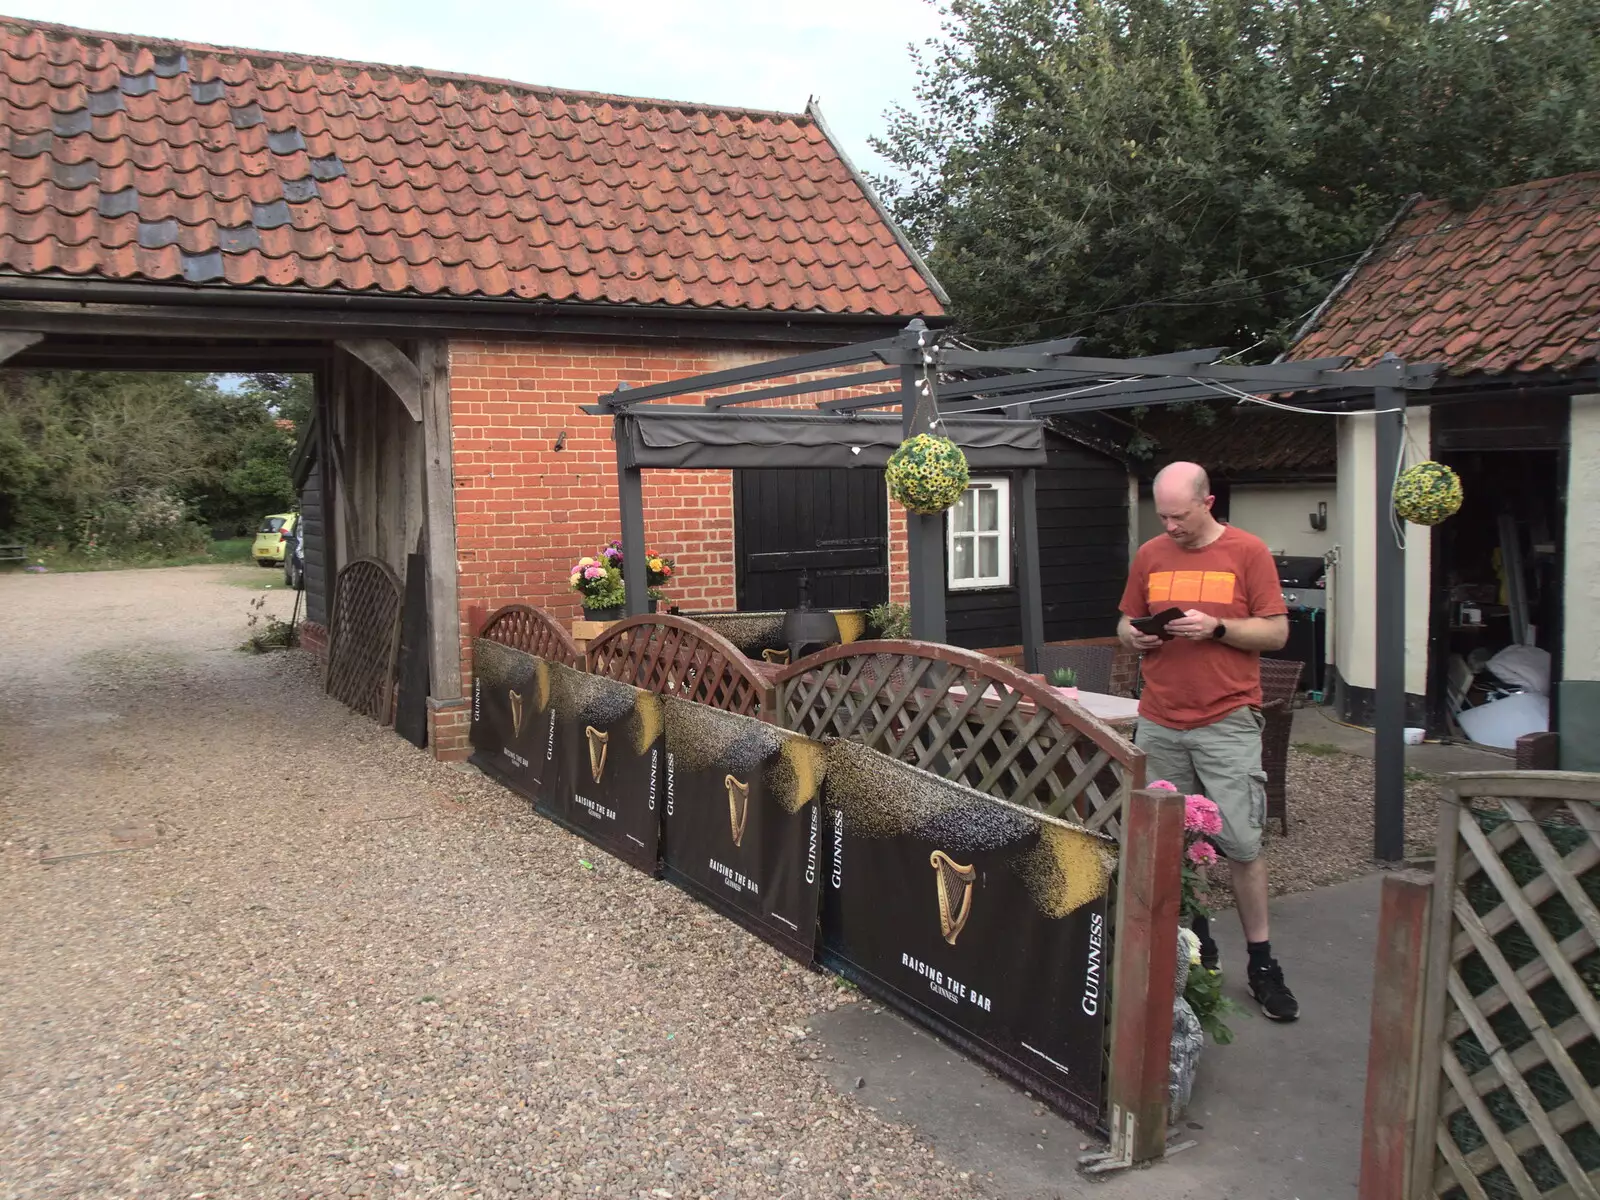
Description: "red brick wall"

(300, 620), (328, 659)
(446, 337), (911, 695)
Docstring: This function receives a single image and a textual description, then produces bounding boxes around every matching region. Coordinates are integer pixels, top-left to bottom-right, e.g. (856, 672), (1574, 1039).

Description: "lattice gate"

(324, 557), (403, 722)
(773, 640), (1143, 832)
(1407, 772), (1600, 1200)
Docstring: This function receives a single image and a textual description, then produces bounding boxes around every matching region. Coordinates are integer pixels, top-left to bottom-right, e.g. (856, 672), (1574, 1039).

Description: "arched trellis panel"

(586, 614), (774, 720)
(477, 603), (582, 667)
(325, 556), (403, 723)
(772, 639), (1143, 833)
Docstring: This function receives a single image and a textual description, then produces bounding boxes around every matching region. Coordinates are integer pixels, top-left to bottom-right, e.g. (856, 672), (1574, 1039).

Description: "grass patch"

(12, 537), (262, 574)
(1405, 766), (1437, 783)
(208, 536), (255, 564)
(1293, 741), (1345, 757)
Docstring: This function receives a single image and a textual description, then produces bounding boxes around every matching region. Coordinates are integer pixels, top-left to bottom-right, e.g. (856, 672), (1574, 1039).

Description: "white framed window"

(947, 478), (1011, 589)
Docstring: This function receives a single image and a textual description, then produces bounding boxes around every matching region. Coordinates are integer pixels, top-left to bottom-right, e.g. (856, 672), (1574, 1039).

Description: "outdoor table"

(939, 682), (1138, 732)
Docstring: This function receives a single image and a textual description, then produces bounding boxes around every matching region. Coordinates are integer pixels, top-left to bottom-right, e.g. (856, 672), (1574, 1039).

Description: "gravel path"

(1186, 729), (1443, 915)
(0, 566), (979, 1200)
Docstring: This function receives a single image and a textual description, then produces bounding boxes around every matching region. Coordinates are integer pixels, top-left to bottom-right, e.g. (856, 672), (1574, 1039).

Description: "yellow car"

(252, 513), (297, 567)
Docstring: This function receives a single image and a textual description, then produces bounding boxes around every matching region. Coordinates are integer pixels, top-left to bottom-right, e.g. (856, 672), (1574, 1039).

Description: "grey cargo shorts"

(1134, 705), (1268, 863)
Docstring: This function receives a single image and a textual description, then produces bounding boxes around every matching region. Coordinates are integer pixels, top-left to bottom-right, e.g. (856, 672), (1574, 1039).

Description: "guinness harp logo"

(585, 726), (609, 782)
(508, 690), (525, 736)
(930, 850), (977, 946)
(726, 774), (750, 847)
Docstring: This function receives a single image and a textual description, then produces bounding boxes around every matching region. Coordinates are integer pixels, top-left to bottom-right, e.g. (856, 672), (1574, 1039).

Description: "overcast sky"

(17, 0), (949, 177)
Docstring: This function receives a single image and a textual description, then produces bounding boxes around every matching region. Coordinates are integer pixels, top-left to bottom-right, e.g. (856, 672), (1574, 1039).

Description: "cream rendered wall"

(1228, 485), (1337, 557)
(1137, 494), (1158, 545)
(1332, 408), (1433, 696)
(1564, 395), (1600, 681)
(1135, 485), (1334, 556)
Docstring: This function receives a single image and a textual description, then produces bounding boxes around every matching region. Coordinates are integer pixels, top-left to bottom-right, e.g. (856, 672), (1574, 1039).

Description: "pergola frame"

(592, 320), (1439, 861)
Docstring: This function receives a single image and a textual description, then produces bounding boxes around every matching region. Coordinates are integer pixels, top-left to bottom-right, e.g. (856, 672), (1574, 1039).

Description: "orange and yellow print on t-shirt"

(1147, 570), (1237, 606)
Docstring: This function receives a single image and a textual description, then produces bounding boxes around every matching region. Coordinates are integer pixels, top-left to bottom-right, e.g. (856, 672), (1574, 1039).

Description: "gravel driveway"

(0, 567), (979, 1200)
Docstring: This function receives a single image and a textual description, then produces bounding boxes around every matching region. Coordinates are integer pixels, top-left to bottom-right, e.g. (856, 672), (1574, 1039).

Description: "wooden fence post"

(1359, 870), (1434, 1199)
(1105, 785), (1184, 1165)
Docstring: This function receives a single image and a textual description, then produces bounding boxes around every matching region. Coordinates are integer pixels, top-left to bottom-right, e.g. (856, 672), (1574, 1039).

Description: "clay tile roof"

(1138, 405), (1335, 478)
(1291, 172), (1600, 378)
(0, 16), (944, 318)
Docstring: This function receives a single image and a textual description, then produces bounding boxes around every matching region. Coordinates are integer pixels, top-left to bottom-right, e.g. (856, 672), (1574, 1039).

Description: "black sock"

(1248, 940), (1273, 971)
(1192, 915), (1216, 954)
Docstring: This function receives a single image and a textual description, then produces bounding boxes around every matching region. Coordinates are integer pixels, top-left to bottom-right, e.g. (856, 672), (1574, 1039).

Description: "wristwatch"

(1212, 622), (1228, 641)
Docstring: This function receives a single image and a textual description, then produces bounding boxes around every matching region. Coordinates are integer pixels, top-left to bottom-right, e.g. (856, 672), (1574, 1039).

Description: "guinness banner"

(469, 637), (550, 800)
(661, 697), (826, 962)
(821, 739), (1117, 1126)
(541, 661), (664, 874)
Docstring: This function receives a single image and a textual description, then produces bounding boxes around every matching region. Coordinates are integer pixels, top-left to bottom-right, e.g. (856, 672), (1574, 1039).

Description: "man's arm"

(1165, 610), (1287, 650)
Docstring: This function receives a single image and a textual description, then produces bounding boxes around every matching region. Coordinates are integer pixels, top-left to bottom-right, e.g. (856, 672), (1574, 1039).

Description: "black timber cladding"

(945, 431), (1129, 652)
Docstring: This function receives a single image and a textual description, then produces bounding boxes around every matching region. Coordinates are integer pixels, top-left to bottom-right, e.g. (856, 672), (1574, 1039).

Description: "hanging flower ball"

(886, 433), (970, 515)
(1394, 461), (1464, 526)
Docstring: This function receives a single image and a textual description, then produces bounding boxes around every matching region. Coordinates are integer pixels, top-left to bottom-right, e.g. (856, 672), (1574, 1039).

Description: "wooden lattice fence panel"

(1413, 772), (1600, 1200)
(586, 614), (773, 719)
(478, 603), (581, 667)
(325, 556), (403, 723)
(772, 640), (1143, 832)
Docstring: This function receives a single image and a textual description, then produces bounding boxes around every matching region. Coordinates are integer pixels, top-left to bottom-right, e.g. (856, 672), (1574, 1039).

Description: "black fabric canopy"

(622, 410), (1046, 470)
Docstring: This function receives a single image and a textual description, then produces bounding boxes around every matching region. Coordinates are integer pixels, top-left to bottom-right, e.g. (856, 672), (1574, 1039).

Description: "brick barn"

(0, 17), (950, 756)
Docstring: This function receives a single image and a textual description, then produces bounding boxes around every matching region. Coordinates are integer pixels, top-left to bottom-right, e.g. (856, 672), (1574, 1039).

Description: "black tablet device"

(1130, 607), (1185, 640)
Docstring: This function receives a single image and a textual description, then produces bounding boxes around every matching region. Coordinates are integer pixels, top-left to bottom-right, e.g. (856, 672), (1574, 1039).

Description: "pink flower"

(583, 564), (605, 580)
(1186, 840), (1219, 867)
(1148, 779), (1178, 792)
(1184, 794), (1223, 837)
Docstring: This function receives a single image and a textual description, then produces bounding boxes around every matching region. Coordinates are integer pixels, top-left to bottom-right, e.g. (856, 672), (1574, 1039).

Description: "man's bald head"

(1153, 461), (1211, 505)
(1151, 461), (1219, 548)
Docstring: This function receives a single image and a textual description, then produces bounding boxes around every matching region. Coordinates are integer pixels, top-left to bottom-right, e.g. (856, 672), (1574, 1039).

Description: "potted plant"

(1047, 666), (1080, 700)
(645, 549), (675, 612)
(595, 541), (677, 612)
(570, 556), (626, 621)
(867, 600), (911, 639)
(1150, 780), (1240, 1046)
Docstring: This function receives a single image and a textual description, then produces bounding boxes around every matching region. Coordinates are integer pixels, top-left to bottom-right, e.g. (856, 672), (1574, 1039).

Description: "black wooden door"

(734, 468), (889, 611)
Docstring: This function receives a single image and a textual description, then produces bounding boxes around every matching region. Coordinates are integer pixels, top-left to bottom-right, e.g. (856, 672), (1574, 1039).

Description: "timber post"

(1358, 869), (1434, 1199)
(1103, 785), (1184, 1165)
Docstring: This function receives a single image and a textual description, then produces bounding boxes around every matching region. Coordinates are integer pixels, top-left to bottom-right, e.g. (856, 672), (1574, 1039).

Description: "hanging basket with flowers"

(885, 433), (970, 515)
(1394, 460), (1464, 526)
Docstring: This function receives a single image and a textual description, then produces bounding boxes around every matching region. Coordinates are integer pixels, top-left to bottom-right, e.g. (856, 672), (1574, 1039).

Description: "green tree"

(876, 0), (1600, 357)
(0, 371), (218, 546)
(0, 370), (307, 550)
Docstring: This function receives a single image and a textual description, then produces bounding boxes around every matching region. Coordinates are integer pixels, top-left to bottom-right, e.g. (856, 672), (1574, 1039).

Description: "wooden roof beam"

(336, 338), (421, 422)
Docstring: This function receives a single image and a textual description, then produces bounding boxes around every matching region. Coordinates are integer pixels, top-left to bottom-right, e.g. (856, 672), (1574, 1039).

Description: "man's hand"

(1166, 609), (1219, 640)
(1117, 615), (1164, 652)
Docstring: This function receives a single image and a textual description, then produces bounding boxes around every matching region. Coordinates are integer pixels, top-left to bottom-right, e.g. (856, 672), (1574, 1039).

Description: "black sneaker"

(1199, 934), (1220, 972)
(1248, 959), (1300, 1021)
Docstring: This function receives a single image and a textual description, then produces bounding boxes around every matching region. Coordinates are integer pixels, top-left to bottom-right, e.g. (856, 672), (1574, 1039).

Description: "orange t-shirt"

(1118, 525), (1287, 731)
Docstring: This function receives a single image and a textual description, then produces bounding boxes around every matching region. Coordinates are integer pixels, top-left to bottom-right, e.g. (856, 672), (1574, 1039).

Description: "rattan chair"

(1037, 644), (1117, 694)
(1259, 658), (1304, 835)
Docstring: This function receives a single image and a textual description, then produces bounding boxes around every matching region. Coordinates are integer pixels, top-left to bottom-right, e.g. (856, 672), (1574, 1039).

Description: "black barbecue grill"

(1264, 554), (1328, 696)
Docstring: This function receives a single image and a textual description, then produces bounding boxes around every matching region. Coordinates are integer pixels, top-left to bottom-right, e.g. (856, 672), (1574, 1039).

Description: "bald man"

(1118, 462), (1298, 1021)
